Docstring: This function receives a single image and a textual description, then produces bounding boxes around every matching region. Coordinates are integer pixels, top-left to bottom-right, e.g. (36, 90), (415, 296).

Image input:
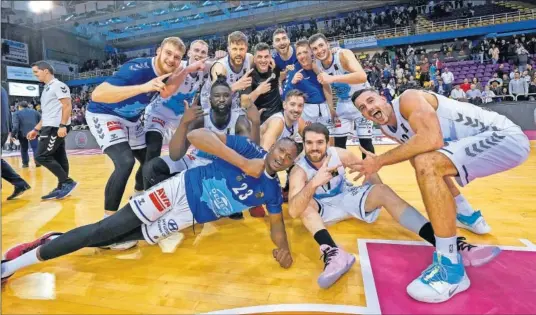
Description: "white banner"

(1, 39), (29, 65)
(6, 66), (39, 82)
(343, 36), (378, 49)
(8, 82), (40, 97)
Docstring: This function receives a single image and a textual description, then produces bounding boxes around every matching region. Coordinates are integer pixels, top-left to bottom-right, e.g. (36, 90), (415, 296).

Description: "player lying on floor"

(1, 130), (298, 283)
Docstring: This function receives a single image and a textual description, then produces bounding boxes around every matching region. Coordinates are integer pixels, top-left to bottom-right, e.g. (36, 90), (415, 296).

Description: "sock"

(454, 194), (476, 216)
(399, 207), (429, 234)
(314, 229), (337, 248)
(418, 222), (436, 246)
(435, 235), (458, 263)
(2, 248), (40, 277)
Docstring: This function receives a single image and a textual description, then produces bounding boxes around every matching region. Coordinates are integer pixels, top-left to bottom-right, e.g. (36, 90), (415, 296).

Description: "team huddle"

(2, 29), (530, 304)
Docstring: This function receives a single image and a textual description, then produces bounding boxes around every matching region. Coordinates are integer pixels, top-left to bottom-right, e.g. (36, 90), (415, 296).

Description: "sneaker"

(457, 210), (491, 234)
(22, 164), (29, 168)
(1, 259), (14, 284)
(36, 164), (42, 168)
(317, 245), (356, 289)
(229, 212), (244, 220)
(41, 187), (61, 200)
(249, 206), (266, 218)
(457, 237), (501, 267)
(407, 252), (470, 303)
(7, 183), (30, 200)
(99, 240), (138, 251)
(3, 232), (63, 261)
(55, 180), (78, 200)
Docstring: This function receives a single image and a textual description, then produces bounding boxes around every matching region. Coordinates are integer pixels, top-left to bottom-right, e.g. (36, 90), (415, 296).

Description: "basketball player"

(85, 37), (187, 249)
(284, 39), (335, 133)
(308, 33), (375, 158)
(351, 89), (530, 302)
(271, 28), (298, 83)
(29, 61), (76, 200)
(288, 123), (501, 289)
(260, 89), (305, 151)
(143, 75), (257, 189)
(1, 132), (298, 283)
(200, 31), (254, 111)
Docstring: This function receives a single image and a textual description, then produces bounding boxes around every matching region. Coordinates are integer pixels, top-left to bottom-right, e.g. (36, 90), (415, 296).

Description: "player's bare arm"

(260, 118), (284, 151)
(312, 63), (336, 115)
(168, 101), (205, 161)
(91, 73), (172, 104)
(268, 213), (293, 269)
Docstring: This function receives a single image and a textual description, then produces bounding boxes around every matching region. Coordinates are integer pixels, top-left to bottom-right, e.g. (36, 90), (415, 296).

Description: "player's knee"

(413, 153), (444, 177)
(142, 157), (171, 188)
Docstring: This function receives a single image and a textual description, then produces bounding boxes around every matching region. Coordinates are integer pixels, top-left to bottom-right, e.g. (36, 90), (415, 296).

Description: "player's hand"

(310, 154), (341, 188)
(291, 69), (304, 85)
(273, 248), (293, 269)
(348, 147), (381, 182)
(246, 103), (262, 125)
(329, 107), (338, 122)
(317, 72), (335, 85)
(232, 68), (254, 91)
(27, 129), (38, 140)
(141, 73), (173, 93)
(241, 158), (265, 178)
(185, 58), (208, 73)
(214, 50), (227, 59)
(181, 100), (206, 125)
(57, 127), (67, 138)
(255, 74), (274, 95)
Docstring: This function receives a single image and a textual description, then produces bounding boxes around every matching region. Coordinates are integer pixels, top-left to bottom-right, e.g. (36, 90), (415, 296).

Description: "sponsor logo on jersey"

(209, 188), (231, 213)
(152, 117), (166, 127)
(107, 121), (122, 132)
(149, 188), (171, 213)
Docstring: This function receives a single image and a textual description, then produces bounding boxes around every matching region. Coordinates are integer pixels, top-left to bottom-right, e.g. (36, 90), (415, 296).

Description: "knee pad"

(143, 157), (172, 189)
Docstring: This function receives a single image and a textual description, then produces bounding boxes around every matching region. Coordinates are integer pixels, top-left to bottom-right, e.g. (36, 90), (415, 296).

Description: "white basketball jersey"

(147, 60), (205, 118)
(200, 54), (252, 110)
(315, 50), (364, 101)
(203, 108), (243, 135)
(381, 92), (517, 144)
(261, 112), (299, 141)
(295, 147), (347, 199)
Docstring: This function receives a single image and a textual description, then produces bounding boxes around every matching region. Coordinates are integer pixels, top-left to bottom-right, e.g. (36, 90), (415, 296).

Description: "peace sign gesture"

(141, 72), (173, 93)
(310, 155), (341, 188)
(181, 99), (206, 125)
(348, 147), (381, 182)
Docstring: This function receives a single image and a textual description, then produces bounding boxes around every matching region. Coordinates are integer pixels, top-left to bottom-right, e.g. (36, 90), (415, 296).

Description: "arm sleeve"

(265, 181), (283, 214)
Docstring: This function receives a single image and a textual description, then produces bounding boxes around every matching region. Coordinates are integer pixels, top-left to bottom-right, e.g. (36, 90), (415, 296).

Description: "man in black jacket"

(12, 101), (41, 168)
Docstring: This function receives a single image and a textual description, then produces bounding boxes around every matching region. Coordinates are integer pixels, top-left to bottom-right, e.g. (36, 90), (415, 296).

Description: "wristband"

(33, 128), (40, 132)
(59, 124), (68, 128)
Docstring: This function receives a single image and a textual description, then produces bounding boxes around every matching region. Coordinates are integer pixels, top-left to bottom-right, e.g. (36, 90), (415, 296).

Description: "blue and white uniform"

(86, 57), (159, 150)
(294, 147), (380, 225)
(130, 136), (283, 243)
(285, 64), (332, 131)
(261, 112), (299, 142)
(273, 46), (297, 70)
(144, 60), (206, 136)
(315, 50), (373, 138)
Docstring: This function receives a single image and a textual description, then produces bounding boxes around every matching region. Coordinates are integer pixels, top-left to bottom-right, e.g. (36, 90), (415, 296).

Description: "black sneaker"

(56, 180), (78, 200)
(7, 183), (30, 200)
(41, 187), (61, 200)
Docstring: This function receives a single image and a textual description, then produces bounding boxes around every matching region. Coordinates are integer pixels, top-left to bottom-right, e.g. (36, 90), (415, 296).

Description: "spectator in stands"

(502, 73), (510, 88)
(490, 43), (500, 65)
(441, 67), (454, 93)
(509, 71), (529, 101)
(450, 84), (467, 101)
(471, 77), (483, 91)
(11, 101), (41, 168)
(481, 85), (496, 104)
(460, 78), (471, 92)
(522, 70), (531, 83)
(526, 64), (535, 79)
(488, 73), (502, 87)
(434, 78), (448, 96)
(529, 77), (536, 101)
(466, 84), (483, 105)
(516, 43), (529, 73)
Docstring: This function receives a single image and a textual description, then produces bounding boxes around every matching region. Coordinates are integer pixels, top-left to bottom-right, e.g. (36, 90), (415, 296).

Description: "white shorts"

(355, 115), (374, 139)
(144, 111), (181, 137)
(438, 127), (530, 187)
(302, 102), (334, 132)
(317, 184), (381, 225)
(160, 153), (212, 174)
(332, 99), (362, 137)
(86, 111), (146, 151)
(129, 172), (196, 244)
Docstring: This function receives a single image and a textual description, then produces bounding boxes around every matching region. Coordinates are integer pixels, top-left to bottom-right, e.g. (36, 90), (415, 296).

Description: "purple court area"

(366, 242), (536, 315)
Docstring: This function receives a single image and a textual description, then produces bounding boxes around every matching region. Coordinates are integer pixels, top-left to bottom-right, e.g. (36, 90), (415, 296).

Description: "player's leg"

(103, 143), (136, 214)
(143, 156), (175, 189)
(132, 148), (147, 192)
(298, 198), (355, 289)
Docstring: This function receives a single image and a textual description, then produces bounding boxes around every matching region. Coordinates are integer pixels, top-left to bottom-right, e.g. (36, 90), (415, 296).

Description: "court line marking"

(204, 238), (536, 315)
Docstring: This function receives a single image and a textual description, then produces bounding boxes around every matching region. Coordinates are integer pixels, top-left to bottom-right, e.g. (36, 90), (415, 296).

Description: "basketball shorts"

(129, 172), (196, 244)
(317, 184), (381, 225)
(86, 111), (146, 151)
(144, 111), (181, 137)
(302, 102), (334, 133)
(160, 153), (212, 174)
(332, 99), (371, 138)
(437, 127), (530, 187)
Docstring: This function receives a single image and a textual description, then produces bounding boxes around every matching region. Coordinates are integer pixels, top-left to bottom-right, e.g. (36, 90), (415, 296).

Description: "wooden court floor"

(2, 144), (536, 314)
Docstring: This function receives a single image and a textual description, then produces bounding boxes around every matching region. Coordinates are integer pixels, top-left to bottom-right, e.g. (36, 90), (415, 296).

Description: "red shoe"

(3, 232), (63, 261)
(249, 206), (266, 218)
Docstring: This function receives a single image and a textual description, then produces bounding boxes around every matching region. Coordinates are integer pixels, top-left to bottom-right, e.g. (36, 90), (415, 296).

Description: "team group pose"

(2, 28), (530, 304)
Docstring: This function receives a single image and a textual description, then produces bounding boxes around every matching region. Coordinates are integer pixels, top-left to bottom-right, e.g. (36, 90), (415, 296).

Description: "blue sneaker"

(456, 210), (491, 235)
(55, 180), (78, 200)
(41, 187), (61, 200)
(407, 252), (470, 303)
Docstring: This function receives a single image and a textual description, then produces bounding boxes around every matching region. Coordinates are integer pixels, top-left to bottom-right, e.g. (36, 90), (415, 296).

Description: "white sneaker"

(456, 210), (491, 235)
(99, 240), (138, 251)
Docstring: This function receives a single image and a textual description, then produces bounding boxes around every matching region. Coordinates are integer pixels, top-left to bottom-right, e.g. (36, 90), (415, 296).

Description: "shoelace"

(421, 260), (448, 284)
(320, 247), (339, 270)
(457, 237), (476, 251)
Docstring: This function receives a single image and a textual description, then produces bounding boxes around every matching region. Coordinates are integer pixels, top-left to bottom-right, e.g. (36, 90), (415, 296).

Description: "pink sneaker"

(458, 237), (501, 267)
(317, 245), (356, 289)
(3, 232), (63, 261)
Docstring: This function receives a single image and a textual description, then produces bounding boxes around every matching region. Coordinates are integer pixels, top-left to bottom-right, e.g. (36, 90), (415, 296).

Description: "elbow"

(357, 73), (367, 84)
(430, 137), (445, 151)
(91, 88), (103, 102)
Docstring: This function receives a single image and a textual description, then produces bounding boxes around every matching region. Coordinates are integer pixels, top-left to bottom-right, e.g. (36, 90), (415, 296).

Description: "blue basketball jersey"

(284, 64), (326, 104)
(87, 57), (160, 122)
(273, 46), (298, 70)
(184, 135), (283, 223)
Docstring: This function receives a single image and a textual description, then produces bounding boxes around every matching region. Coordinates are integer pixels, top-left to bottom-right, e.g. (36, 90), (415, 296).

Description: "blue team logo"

(200, 178), (249, 218)
(163, 91), (196, 116)
(112, 101), (147, 118)
(331, 82), (351, 99)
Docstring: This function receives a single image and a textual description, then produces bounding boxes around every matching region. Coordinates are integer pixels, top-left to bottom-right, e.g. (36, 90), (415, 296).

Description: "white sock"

(103, 212), (111, 219)
(435, 235), (458, 263)
(454, 194), (475, 216)
(2, 248), (41, 277)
